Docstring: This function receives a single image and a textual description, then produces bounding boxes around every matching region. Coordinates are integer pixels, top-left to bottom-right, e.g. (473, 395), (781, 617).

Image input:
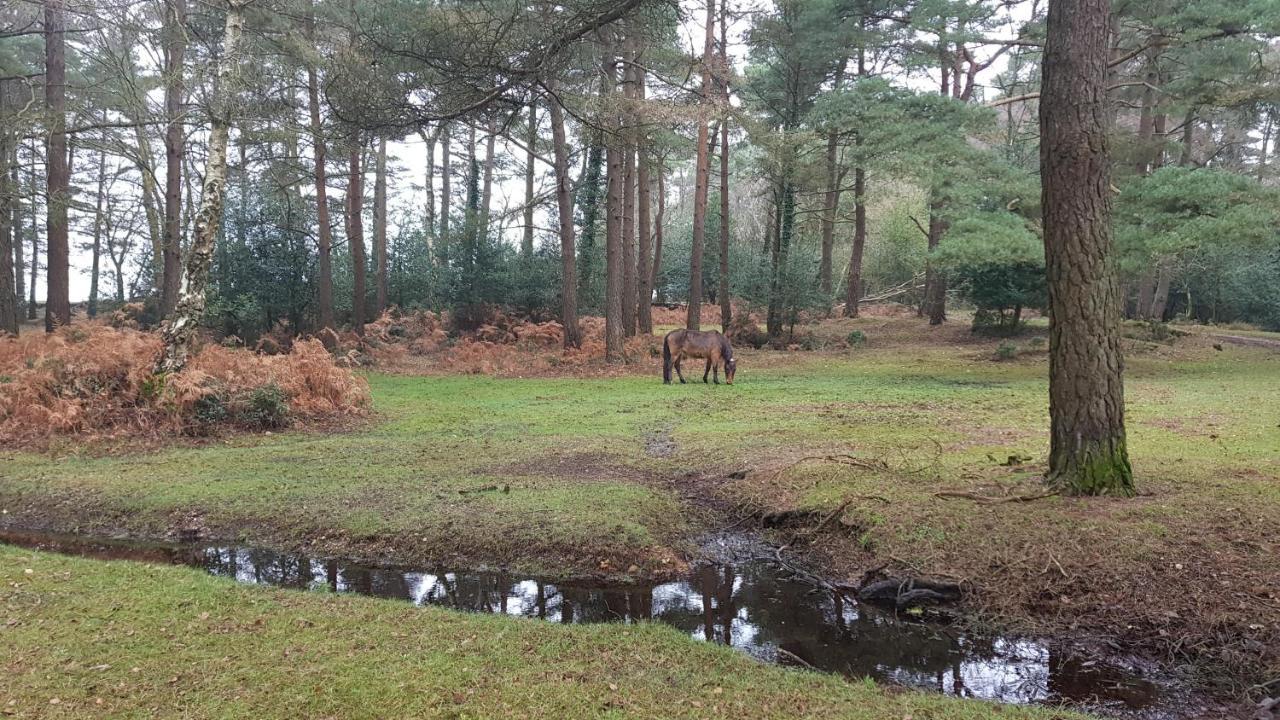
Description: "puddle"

(1, 529), (1168, 716)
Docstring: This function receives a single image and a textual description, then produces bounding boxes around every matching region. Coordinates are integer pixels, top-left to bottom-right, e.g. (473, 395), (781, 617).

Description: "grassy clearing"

(2, 313), (1277, 690)
(0, 545), (1084, 719)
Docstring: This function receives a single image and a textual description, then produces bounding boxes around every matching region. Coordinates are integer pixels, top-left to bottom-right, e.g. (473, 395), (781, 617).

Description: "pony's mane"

(719, 332), (734, 361)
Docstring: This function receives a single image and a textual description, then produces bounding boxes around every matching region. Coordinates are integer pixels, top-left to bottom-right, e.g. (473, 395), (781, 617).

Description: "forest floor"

(0, 544), (1084, 719)
(2, 307), (1277, 711)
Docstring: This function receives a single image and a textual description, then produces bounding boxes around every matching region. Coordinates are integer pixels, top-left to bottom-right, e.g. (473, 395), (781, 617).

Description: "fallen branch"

(767, 454), (889, 485)
(933, 490), (1058, 505)
(775, 647), (817, 670)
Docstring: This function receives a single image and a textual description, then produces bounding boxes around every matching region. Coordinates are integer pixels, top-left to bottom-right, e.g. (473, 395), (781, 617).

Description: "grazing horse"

(663, 329), (737, 385)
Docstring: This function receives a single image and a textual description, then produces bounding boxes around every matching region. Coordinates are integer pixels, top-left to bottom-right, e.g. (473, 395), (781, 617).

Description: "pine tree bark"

(637, 146), (653, 334)
(843, 164), (867, 317)
(688, 0), (715, 332)
(26, 139), (38, 320)
(374, 136), (388, 314)
(547, 89), (580, 348)
(480, 119), (496, 238)
(346, 143), (367, 336)
(160, 0), (187, 318)
(44, 0), (71, 332)
(522, 104), (537, 259)
(0, 131), (16, 335)
(603, 44), (625, 362)
(156, 0), (247, 373)
(306, 2), (334, 332)
(420, 126), (437, 249)
(621, 52), (637, 336)
(1040, 0), (1134, 496)
(717, 0), (731, 332)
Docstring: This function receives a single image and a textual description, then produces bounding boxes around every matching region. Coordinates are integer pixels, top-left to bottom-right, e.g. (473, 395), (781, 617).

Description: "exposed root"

(933, 490), (1058, 504)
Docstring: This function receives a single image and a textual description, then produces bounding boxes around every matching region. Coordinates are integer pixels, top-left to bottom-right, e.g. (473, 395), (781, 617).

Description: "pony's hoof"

(679, 379), (686, 384)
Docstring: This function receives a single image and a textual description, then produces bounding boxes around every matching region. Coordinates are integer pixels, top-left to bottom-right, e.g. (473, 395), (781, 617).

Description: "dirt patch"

(644, 426), (677, 458)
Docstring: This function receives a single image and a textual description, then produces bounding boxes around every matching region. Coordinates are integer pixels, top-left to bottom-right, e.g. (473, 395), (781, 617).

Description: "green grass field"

(2, 316), (1278, 698)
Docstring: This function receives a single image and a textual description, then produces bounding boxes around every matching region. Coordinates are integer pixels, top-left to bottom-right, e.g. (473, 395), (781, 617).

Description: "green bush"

(238, 384), (289, 429)
(846, 330), (867, 348)
(995, 342), (1018, 360)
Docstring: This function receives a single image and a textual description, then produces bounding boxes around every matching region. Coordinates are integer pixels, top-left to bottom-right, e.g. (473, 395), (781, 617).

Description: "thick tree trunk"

(161, 0), (187, 318)
(346, 144), (366, 335)
(547, 91), (580, 348)
(88, 143), (108, 318)
(522, 104), (536, 259)
(374, 136), (388, 314)
(637, 150), (653, 335)
(44, 0), (70, 332)
(156, 0), (246, 373)
(1040, 0), (1134, 495)
(688, 0), (715, 332)
(306, 4), (334, 331)
(843, 165), (867, 317)
(603, 45), (625, 362)
(0, 132), (15, 334)
(651, 166), (665, 304)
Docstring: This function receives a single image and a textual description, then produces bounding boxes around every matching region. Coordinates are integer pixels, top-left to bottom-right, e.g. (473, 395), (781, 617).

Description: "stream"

(1, 529), (1177, 718)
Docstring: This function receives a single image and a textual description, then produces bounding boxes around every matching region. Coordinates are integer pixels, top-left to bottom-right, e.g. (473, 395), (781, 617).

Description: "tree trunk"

(651, 165), (665, 304)
(0, 131), (15, 335)
(161, 0), (187, 318)
(1040, 0), (1134, 495)
(44, 0), (71, 332)
(306, 3), (334, 331)
(547, 90), (580, 348)
(819, 130), (839, 300)
(688, 0), (715, 332)
(637, 150), (653, 335)
(27, 139), (38, 320)
(129, 123), (164, 295)
(717, 1), (731, 332)
(156, 0), (247, 373)
(373, 136), (388, 314)
(923, 199), (947, 325)
(346, 143), (366, 335)
(7, 143), (21, 324)
(621, 51), (637, 337)
(421, 126), (436, 248)
(522, 104), (537, 259)
(440, 123), (451, 244)
(603, 44), (625, 362)
(88, 142), (108, 318)
(1178, 109), (1195, 167)
(1148, 258), (1173, 320)
(480, 119), (496, 237)
(843, 164), (867, 317)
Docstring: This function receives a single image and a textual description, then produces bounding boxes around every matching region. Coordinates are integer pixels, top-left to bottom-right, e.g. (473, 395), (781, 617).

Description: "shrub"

(996, 342), (1018, 360)
(0, 326), (369, 445)
(846, 330), (867, 348)
(238, 384), (289, 429)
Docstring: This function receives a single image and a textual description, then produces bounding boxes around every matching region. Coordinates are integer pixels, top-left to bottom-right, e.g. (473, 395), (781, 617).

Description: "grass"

(2, 313), (1278, 692)
(0, 545), (1085, 719)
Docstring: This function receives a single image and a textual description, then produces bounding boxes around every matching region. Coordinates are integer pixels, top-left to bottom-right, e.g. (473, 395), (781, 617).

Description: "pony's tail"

(662, 333), (672, 383)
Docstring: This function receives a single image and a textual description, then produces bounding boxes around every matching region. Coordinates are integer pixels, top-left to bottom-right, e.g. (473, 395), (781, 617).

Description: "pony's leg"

(713, 361), (720, 385)
(675, 356), (687, 384)
(703, 358), (711, 383)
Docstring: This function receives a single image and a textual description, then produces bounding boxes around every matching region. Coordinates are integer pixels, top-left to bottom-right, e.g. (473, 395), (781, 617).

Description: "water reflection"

(2, 531), (1159, 711)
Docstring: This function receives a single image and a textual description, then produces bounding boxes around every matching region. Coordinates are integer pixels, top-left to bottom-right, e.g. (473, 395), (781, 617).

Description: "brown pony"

(663, 329), (737, 385)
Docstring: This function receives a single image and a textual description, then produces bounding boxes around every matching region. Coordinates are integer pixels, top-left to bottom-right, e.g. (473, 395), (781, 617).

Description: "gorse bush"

(0, 326), (370, 444)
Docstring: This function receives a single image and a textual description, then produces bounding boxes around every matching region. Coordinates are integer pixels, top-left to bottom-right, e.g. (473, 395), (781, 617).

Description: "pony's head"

(724, 357), (737, 384)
